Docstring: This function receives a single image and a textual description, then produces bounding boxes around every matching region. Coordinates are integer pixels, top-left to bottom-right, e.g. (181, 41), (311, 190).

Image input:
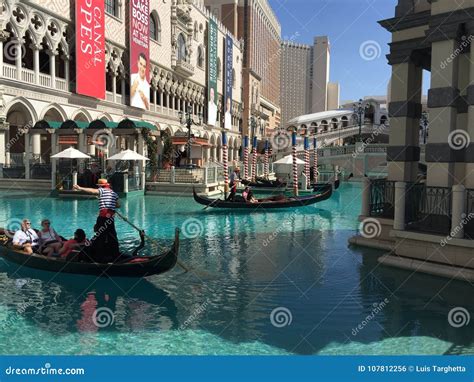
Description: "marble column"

(112, 73), (117, 103)
(31, 43), (40, 84)
(49, 130), (58, 189)
(465, 22), (474, 188)
(426, 37), (461, 187)
(48, 50), (57, 88)
(0, 122), (8, 165)
(387, 60), (423, 182)
(15, 38), (22, 80)
(24, 131), (30, 179)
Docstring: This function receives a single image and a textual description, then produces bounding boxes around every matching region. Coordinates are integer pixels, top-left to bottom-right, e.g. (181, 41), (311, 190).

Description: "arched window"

(197, 46), (204, 68)
(178, 34), (187, 61)
(150, 14), (157, 41)
(105, 0), (118, 17)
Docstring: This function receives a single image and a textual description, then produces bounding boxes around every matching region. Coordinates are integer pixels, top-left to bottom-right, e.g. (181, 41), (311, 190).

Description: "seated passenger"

(38, 219), (63, 257)
(12, 219), (40, 255)
(59, 229), (87, 259)
(242, 187), (257, 203)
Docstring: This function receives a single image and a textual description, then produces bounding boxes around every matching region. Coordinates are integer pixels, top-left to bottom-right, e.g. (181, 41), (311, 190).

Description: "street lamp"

(420, 111), (429, 145)
(178, 105), (203, 167)
(353, 98), (370, 142)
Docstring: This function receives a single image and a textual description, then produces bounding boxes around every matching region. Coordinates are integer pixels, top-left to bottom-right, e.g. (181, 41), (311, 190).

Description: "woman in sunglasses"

(12, 219), (40, 255)
(38, 219), (63, 257)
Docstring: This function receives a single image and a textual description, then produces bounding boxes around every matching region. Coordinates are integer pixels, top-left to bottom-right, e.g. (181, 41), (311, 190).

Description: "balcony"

(2, 63), (68, 92)
(174, 59), (194, 78)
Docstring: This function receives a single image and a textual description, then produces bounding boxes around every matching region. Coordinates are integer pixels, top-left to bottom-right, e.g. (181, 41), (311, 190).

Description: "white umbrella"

(51, 147), (91, 159)
(273, 155), (305, 165)
(106, 149), (149, 161)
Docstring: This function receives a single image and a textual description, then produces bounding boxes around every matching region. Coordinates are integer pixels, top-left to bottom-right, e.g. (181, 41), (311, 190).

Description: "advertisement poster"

(130, 0), (150, 110)
(75, 0), (105, 99)
(207, 19), (218, 126)
(224, 35), (233, 130)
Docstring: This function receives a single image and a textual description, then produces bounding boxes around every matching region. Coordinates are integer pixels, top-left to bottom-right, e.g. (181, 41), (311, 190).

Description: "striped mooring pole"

(251, 136), (257, 182)
(313, 136), (318, 187)
(243, 136), (249, 180)
(222, 131), (229, 196)
(292, 132), (298, 196)
(304, 136), (310, 189)
(264, 139), (269, 179)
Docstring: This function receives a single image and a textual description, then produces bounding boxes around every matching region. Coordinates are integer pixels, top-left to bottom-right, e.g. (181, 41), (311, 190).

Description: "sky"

(268, 0), (399, 102)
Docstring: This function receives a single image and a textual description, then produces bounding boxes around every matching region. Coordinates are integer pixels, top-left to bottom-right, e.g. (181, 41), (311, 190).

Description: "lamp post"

(178, 105), (202, 167)
(420, 111), (429, 145)
(353, 98), (369, 142)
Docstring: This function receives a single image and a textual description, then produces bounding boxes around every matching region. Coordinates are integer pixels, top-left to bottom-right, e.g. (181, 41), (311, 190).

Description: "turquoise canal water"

(0, 184), (472, 355)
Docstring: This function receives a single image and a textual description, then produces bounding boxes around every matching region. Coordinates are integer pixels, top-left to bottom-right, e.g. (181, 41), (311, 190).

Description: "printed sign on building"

(130, 0), (150, 110)
(76, 0), (105, 99)
(224, 35), (233, 130)
(207, 19), (218, 126)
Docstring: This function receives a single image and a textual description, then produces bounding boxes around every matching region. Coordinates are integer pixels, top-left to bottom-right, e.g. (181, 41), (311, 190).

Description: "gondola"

(241, 177), (340, 192)
(0, 228), (180, 278)
(193, 186), (332, 209)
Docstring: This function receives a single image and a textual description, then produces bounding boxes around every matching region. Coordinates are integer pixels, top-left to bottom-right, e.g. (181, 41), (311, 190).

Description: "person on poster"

(224, 96), (232, 130)
(208, 87), (217, 126)
(131, 53), (150, 110)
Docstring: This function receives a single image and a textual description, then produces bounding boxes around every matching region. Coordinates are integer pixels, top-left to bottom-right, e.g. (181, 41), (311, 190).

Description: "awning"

(33, 119), (158, 131)
(172, 137), (211, 147)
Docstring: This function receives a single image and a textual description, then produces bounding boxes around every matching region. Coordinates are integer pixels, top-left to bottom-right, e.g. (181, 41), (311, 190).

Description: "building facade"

(280, 36), (340, 127)
(205, 0), (281, 140)
(354, 0), (474, 282)
(0, 0), (244, 187)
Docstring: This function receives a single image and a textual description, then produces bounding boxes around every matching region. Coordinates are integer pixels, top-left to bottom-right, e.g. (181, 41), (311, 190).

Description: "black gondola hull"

(0, 229), (179, 278)
(193, 187), (332, 209)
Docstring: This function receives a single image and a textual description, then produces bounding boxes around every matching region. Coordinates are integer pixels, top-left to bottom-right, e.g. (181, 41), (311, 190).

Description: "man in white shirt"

(208, 87), (217, 126)
(12, 219), (40, 255)
(130, 53), (150, 110)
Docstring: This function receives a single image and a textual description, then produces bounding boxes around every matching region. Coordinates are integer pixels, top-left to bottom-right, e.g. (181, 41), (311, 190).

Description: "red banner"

(75, 0), (105, 99)
(129, 0), (150, 110)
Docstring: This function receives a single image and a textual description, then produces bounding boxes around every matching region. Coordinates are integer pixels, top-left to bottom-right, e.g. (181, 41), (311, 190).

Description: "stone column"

(49, 130), (58, 189)
(64, 57), (70, 90)
(24, 131), (30, 179)
(426, 33), (461, 187)
(465, 22), (474, 188)
(112, 73), (117, 103)
(153, 88), (157, 112)
(121, 77), (126, 103)
(48, 50), (57, 88)
(76, 129), (86, 172)
(15, 38), (22, 80)
(0, 33), (5, 76)
(0, 123), (7, 165)
(394, 181), (406, 230)
(137, 131), (145, 188)
(32, 43), (40, 84)
(32, 133), (41, 164)
(451, 185), (466, 239)
(361, 176), (370, 217)
(387, 60), (423, 182)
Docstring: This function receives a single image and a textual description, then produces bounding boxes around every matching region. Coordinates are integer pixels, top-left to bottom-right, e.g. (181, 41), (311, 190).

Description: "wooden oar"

(203, 197), (221, 210)
(115, 210), (190, 273)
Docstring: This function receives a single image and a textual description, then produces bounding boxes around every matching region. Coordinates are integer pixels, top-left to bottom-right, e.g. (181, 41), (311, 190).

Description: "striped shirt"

(98, 188), (119, 211)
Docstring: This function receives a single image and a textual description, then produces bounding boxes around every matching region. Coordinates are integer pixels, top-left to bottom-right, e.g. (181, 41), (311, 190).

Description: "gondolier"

(73, 179), (121, 262)
(226, 167), (241, 201)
